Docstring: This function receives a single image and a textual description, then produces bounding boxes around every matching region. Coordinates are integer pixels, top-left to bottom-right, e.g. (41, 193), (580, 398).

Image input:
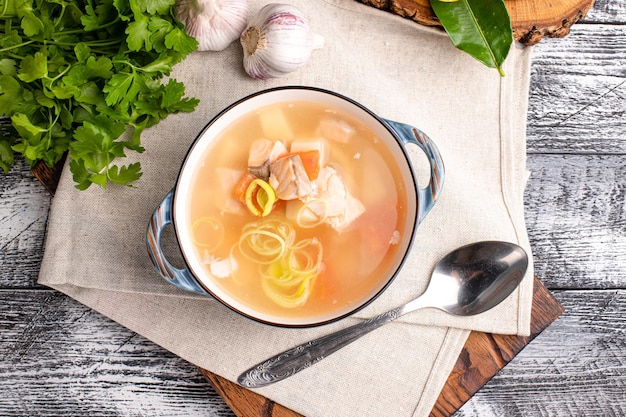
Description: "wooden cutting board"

(32, 160), (564, 417)
(360, 0), (595, 45)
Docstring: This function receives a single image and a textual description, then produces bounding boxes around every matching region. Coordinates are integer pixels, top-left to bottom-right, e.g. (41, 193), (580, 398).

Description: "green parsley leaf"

(74, 44), (92, 62)
(0, 75), (21, 115)
(133, 0), (175, 15)
(19, 7), (46, 37)
(107, 162), (142, 185)
(103, 72), (134, 106)
(165, 28), (199, 54)
(147, 16), (174, 53)
(0, 139), (15, 173)
(161, 79), (199, 113)
(18, 52), (48, 83)
(1, 0), (199, 189)
(11, 113), (46, 141)
(69, 158), (93, 190)
(140, 54), (175, 75)
(126, 16), (152, 51)
(0, 59), (17, 76)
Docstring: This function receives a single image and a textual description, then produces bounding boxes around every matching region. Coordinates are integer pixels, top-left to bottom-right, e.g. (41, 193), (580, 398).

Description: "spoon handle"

(238, 306), (406, 388)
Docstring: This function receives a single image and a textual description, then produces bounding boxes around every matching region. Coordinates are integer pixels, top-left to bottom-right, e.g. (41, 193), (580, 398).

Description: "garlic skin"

(175, 0), (249, 52)
(240, 3), (325, 80)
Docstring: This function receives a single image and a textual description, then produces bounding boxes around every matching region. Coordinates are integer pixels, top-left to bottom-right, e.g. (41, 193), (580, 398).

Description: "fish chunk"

(317, 116), (356, 144)
(248, 139), (287, 181)
(311, 167), (365, 231)
(269, 155), (313, 200)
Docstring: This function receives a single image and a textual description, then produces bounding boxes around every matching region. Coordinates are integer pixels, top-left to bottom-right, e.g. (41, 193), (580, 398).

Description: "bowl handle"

(383, 119), (445, 225)
(146, 189), (209, 295)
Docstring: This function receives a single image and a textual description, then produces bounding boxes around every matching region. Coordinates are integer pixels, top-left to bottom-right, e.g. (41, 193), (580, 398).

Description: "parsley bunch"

(0, 0), (199, 189)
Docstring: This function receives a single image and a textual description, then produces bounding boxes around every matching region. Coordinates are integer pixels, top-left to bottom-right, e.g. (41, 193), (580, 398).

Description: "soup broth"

(187, 100), (409, 321)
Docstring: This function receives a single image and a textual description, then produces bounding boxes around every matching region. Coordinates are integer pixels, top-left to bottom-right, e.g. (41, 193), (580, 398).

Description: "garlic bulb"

(175, 0), (249, 52)
(240, 3), (324, 80)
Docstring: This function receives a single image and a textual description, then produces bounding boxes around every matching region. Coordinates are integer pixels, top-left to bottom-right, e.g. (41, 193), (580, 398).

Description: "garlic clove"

(175, 0), (249, 52)
(240, 3), (324, 80)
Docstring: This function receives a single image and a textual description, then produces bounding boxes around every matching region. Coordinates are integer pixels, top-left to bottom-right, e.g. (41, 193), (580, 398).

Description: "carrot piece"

(277, 150), (321, 180)
(232, 172), (256, 203)
(298, 150), (321, 180)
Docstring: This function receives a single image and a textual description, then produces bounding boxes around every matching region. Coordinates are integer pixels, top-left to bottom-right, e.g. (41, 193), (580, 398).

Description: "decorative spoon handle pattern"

(237, 307), (404, 388)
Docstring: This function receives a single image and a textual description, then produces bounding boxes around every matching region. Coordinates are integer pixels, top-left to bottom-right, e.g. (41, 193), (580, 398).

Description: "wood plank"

(199, 277), (563, 417)
(525, 154), (626, 289)
(457, 289), (626, 416)
(527, 73), (625, 154)
(526, 24), (626, 154)
(528, 24), (625, 79)
(583, 0), (626, 23)
(357, 0), (595, 44)
(0, 289), (236, 416)
(0, 288), (621, 416)
(0, 157), (51, 288)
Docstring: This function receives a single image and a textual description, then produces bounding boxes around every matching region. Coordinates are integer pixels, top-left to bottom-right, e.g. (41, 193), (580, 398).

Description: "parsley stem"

(45, 39), (121, 47)
(2, 51), (25, 60)
(56, 17), (122, 35)
(46, 65), (71, 82)
(46, 108), (61, 151)
(0, 40), (35, 53)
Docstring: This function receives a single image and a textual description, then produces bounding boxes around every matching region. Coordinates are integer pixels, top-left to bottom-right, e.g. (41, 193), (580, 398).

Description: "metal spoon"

(238, 240), (528, 388)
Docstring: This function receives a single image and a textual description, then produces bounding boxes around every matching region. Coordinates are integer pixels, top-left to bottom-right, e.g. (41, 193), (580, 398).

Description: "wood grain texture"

(582, 0), (626, 23)
(0, 290), (236, 416)
(525, 154), (626, 290)
(527, 25), (626, 154)
(0, 157), (51, 289)
(457, 289), (626, 416)
(356, 0), (595, 44)
(430, 277), (564, 416)
(2, 289), (624, 416)
(31, 155), (66, 196)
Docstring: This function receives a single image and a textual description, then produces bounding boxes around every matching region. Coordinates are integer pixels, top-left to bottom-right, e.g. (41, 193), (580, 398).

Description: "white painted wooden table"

(1, 2), (624, 415)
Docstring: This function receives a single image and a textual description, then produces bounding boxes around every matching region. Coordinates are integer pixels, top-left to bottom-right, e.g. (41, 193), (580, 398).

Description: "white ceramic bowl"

(146, 86), (444, 327)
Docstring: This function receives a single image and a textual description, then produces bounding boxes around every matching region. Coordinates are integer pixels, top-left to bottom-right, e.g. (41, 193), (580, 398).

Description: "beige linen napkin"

(38, 1), (534, 415)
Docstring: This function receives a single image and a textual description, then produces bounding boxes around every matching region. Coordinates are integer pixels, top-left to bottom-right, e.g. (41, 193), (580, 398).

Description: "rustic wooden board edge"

(357, 0), (595, 45)
(201, 276), (564, 417)
(32, 157), (65, 197)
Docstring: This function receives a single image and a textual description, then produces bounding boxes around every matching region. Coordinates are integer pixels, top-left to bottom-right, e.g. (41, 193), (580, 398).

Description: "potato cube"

(259, 107), (294, 141)
(290, 138), (329, 167)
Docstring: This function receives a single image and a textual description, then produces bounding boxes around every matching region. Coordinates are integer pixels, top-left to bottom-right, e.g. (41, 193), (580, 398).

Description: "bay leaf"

(431, 0), (513, 76)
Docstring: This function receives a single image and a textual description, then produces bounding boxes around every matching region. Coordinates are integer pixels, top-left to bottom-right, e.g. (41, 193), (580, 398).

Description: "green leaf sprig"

(430, 0), (513, 76)
(0, 0), (199, 189)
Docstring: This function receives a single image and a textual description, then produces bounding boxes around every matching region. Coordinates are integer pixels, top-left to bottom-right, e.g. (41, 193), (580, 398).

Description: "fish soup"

(186, 100), (411, 323)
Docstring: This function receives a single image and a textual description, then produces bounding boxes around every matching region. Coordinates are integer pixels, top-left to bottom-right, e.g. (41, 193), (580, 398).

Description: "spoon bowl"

(238, 240), (528, 388)
(418, 240), (528, 316)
